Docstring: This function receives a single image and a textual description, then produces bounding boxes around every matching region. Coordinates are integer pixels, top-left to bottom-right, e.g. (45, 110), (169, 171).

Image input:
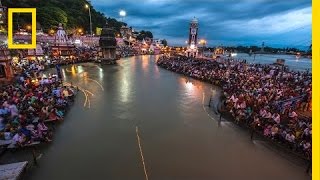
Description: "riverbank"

(0, 65), (78, 178)
(156, 55), (312, 163)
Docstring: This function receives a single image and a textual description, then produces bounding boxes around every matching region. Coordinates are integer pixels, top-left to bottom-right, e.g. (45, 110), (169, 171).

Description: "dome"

(191, 17), (198, 23)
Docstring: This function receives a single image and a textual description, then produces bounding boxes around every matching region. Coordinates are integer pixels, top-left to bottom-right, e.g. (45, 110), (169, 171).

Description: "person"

(12, 130), (26, 147)
(55, 64), (62, 79)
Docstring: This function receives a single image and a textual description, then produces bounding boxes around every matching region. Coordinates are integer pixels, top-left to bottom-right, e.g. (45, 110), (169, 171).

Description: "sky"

(91, 0), (311, 48)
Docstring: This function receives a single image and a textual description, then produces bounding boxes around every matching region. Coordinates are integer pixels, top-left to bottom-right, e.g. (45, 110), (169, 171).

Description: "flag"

(96, 27), (102, 36)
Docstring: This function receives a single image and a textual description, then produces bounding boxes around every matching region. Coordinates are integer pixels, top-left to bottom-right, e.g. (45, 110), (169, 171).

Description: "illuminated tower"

(185, 17), (199, 57)
(188, 17), (198, 48)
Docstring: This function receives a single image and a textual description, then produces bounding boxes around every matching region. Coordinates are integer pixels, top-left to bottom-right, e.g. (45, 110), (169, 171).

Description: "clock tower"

(185, 17), (199, 57)
(188, 17), (198, 48)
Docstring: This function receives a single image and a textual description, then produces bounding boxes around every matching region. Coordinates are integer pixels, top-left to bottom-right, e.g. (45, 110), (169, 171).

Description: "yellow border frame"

(7, 8), (36, 49)
(0, 2), (317, 179)
(312, 0), (319, 179)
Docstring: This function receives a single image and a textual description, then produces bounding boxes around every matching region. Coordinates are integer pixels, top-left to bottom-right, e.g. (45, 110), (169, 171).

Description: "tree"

(161, 39), (168, 46)
(145, 31), (153, 38)
(2, 0), (154, 37)
(137, 30), (153, 41)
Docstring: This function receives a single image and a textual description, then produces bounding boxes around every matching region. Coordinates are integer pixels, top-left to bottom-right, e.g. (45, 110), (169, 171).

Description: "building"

(0, 0), (7, 34)
(27, 43), (44, 61)
(185, 17), (199, 57)
(51, 23), (75, 59)
(0, 46), (13, 82)
(120, 25), (136, 46)
(98, 22), (117, 62)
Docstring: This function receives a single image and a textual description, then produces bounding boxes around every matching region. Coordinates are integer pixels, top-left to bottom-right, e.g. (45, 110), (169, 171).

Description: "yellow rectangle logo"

(8, 8), (36, 49)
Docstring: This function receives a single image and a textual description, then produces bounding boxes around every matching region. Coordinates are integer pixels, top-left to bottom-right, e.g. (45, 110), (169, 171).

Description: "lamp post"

(199, 39), (207, 57)
(85, 4), (92, 37)
(85, 3), (93, 47)
(119, 10), (126, 23)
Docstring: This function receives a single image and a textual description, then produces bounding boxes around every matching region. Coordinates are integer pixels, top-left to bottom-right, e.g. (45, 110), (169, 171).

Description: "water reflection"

(99, 68), (104, 81)
(71, 65), (77, 76)
(142, 55), (149, 72)
(119, 61), (132, 103)
(185, 81), (194, 91)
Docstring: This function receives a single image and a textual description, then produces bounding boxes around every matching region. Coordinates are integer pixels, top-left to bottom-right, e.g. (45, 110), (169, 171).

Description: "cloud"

(91, 0), (311, 47)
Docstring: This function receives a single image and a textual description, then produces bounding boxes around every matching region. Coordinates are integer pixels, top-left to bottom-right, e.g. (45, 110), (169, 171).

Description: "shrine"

(51, 23), (75, 60)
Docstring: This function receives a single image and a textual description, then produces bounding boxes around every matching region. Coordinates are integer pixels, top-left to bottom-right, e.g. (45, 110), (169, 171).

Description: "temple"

(51, 23), (75, 60)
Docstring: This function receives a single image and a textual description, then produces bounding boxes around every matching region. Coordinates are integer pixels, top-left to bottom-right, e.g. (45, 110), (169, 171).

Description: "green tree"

(161, 39), (168, 46)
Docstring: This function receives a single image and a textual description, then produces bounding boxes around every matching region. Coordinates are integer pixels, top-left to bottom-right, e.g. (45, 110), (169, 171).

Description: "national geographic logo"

(8, 8), (36, 49)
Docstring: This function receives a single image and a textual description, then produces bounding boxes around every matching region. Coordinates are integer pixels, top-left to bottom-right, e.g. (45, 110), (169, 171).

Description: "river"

(235, 53), (311, 71)
(18, 55), (310, 179)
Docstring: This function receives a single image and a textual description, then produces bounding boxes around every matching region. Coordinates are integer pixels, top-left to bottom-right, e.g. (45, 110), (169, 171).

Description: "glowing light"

(71, 66), (77, 76)
(119, 10), (126, 17)
(231, 53), (237, 57)
(190, 44), (195, 49)
(186, 81), (194, 90)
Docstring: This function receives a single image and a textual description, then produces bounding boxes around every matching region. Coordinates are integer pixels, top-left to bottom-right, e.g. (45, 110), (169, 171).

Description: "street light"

(26, 25), (31, 30)
(119, 10), (126, 22)
(199, 39), (207, 57)
(85, 3), (92, 37)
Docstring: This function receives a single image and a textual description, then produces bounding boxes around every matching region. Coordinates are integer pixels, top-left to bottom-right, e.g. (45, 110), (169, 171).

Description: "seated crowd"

(0, 71), (75, 147)
(157, 55), (312, 158)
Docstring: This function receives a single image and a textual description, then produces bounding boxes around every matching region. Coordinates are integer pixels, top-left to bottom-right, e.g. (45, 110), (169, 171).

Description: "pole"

(88, 7), (92, 36)
(88, 6), (92, 47)
(202, 44), (205, 58)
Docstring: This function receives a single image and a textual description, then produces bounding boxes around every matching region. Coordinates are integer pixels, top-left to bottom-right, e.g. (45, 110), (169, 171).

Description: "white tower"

(188, 17), (198, 48)
(54, 23), (69, 45)
(185, 17), (199, 57)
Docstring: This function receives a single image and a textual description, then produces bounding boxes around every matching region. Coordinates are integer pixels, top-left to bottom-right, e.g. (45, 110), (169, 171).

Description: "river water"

(235, 53), (311, 71)
(19, 55), (310, 180)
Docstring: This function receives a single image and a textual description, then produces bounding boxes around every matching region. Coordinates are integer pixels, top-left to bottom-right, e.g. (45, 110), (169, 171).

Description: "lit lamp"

(119, 10), (126, 22)
(199, 39), (207, 57)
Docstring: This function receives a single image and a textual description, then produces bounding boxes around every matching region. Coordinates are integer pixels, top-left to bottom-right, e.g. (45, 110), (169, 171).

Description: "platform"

(0, 161), (28, 180)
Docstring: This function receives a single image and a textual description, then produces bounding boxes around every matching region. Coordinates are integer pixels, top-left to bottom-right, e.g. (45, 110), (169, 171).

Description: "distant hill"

(2, 0), (126, 35)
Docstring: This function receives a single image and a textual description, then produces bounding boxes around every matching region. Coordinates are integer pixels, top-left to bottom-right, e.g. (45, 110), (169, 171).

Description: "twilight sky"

(91, 0), (311, 48)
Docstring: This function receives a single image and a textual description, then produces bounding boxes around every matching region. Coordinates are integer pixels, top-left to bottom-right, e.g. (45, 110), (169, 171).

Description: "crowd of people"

(157, 55), (312, 158)
(0, 62), (76, 147)
(117, 45), (136, 58)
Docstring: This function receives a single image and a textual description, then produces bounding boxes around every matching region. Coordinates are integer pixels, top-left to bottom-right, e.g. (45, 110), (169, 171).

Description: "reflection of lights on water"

(62, 69), (66, 78)
(119, 64), (131, 103)
(120, 79), (129, 103)
(71, 66), (77, 76)
(77, 66), (84, 73)
(99, 69), (103, 80)
(142, 55), (149, 71)
(186, 81), (194, 91)
(83, 72), (88, 77)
